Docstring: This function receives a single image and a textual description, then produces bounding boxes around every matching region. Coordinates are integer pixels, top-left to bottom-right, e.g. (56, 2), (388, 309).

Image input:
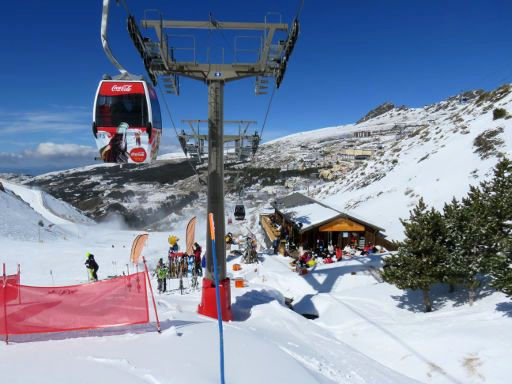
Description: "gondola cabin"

(234, 204), (246, 221)
(92, 79), (162, 163)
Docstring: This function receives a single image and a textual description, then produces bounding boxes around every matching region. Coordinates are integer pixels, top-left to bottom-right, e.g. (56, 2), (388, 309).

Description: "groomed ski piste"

(0, 179), (511, 384)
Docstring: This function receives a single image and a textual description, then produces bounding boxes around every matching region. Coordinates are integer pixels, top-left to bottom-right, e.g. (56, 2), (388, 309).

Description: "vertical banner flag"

(130, 234), (149, 265)
(186, 217), (197, 255)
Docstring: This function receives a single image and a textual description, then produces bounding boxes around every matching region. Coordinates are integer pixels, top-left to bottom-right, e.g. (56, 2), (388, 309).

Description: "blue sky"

(0, 0), (511, 174)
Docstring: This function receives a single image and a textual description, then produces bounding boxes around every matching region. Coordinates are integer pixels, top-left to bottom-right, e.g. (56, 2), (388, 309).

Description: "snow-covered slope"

(246, 253), (511, 384)
(1, 180), (94, 226)
(0, 185), (66, 241)
(256, 85), (512, 240)
(0, 187), (419, 384)
(1, 193), (509, 383)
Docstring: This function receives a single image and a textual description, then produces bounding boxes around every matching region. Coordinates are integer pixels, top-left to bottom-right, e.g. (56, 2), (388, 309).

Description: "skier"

(155, 258), (167, 293)
(193, 242), (203, 276)
(168, 235), (180, 269)
(225, 232), (235, 251)
(168, 235), (180, 253)
(85, 252), (99, 282)
(225, 232), (234, 243)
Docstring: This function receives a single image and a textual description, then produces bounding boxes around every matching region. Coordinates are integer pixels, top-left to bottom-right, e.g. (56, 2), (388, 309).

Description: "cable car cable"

(294, 0), (305, 21)
(230, 81), (277, 219)
(156, 82), (205, 185)
(258, 84), (277, 144)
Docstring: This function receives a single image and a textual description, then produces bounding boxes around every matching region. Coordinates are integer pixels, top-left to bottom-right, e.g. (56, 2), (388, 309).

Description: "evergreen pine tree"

(443, 191), (489, 305)
(479, 158), (512, 296)
(382, 198), (446, 312)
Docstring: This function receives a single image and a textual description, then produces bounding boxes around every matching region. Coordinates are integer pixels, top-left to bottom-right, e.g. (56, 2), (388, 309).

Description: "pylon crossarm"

(142, 20), (288, 31)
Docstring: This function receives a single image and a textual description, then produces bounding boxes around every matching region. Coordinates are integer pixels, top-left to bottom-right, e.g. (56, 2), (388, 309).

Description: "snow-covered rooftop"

(280, 202), (340, 232)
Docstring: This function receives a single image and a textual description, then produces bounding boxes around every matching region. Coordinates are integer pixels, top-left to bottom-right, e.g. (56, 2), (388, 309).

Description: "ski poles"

(209, 213), (226, 384)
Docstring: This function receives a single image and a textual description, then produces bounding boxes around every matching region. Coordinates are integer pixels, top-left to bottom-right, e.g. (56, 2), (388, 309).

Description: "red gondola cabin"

(92, 79), (162, 163)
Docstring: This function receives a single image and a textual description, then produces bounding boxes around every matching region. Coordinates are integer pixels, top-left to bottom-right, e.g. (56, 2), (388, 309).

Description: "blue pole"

(210, 216), (226, 384)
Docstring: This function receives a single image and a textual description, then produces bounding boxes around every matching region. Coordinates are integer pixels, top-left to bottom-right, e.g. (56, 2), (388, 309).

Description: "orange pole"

(142, 257), (161, 333)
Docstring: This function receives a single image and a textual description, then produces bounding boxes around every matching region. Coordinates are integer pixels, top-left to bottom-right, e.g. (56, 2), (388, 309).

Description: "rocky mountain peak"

(356, 102), (396, 124)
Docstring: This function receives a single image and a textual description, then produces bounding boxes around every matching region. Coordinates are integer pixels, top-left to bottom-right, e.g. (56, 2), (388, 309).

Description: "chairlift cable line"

(156, 82), (204, 184)
(258, 84), (277, 144)
(232, 82), (276, 206)
(240, 0), (303, 177)
(294, 0), (305, 21)
(117, 0), (130, 15)
(209, 12), (236, 58)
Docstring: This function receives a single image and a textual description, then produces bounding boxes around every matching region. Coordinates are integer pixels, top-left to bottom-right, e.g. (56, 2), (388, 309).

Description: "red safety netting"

(2, 273), (20, 305)
(0, 272), (149, 336)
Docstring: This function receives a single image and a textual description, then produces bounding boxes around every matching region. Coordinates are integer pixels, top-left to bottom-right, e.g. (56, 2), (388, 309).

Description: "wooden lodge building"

(260, 192), (395, 252)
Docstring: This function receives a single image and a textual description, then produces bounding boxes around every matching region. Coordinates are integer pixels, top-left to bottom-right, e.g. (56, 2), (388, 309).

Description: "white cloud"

(0, 109), (90, 134)
(0, 142), (98, 174)
(31, 142), (97, 158)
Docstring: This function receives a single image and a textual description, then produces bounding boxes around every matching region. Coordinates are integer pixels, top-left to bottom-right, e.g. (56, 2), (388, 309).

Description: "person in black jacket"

(85, 252), (99, 281)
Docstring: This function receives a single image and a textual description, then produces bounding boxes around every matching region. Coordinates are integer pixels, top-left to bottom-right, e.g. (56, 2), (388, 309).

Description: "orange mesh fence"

(0, 272), (149, 336)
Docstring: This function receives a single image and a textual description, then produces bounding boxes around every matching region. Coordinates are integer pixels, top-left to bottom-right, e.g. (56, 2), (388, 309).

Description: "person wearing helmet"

(168, 235), (179, 251)
(85, 252), (99, 282)
(155, 258), (168, 293)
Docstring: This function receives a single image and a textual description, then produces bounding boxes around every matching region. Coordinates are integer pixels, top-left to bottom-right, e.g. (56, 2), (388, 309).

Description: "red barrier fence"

(2, 272), (20, 304)
(1, 271), (150, 340)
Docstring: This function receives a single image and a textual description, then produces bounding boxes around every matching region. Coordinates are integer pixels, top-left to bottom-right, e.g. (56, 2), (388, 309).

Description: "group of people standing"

(289, 240), (380, 272)
(226, 232), (258, 263)
(154, 237), (204, 293)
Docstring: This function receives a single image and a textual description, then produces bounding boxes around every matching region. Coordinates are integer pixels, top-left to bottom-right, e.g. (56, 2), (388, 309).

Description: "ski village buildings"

(260, 192), (395, 254)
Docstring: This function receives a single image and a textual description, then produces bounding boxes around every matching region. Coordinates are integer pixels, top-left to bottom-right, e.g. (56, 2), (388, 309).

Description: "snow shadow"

(301, 262), (377, 294)
(293, 261), (379, 318)
(293, 257), (465, 384)
(292, 294), (319, 318)
(496, 301), (512, 317)
(391, 288), (449, 313)
(5, 319), (199, 344)
(392, 282), (495, 313)
(231, 289), (284, 321)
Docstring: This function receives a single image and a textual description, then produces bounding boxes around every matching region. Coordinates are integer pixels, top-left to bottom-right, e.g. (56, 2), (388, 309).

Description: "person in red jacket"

(335, 246), (342, 261)
(193, 242), (203, 276)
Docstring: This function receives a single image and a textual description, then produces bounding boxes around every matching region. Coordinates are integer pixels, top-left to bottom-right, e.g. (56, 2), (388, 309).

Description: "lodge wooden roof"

(271, 192), (385, 234)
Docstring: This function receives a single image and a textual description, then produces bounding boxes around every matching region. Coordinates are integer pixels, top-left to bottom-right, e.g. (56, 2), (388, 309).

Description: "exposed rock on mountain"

(356, 102), (396, 124)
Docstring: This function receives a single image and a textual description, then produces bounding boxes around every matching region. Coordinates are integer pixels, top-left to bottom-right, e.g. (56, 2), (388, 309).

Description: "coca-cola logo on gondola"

(111, 84), (133, 92)
(130, 148), (147, 163)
